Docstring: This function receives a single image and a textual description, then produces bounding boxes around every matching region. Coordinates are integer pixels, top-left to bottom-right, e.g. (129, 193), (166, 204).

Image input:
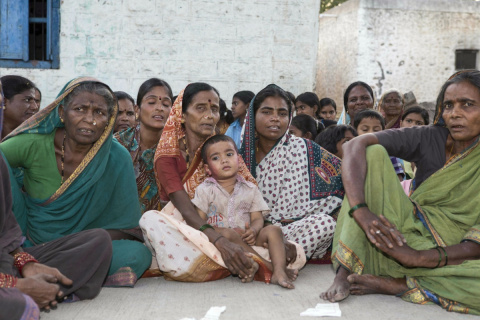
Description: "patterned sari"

(240, 84), (344, 259)
(140, 88), (306, 282)
(115, 125), (161, 213)
(0, 77), (151, 286)
(333, 94), (480, 314)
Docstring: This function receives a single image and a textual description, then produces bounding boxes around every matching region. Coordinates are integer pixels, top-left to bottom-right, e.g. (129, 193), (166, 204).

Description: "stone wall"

(0, 0), (321, 106)
(317, 0), (480, 115)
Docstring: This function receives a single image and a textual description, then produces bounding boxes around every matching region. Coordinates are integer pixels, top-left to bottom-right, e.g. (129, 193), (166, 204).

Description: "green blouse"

(0, 130), (61, 200)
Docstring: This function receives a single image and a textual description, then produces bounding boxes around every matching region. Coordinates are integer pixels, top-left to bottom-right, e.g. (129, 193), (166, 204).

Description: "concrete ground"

(41, 264), (475, 320)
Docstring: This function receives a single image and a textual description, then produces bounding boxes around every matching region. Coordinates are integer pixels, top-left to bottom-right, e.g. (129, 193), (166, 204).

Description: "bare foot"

(320, 267), (350, 302)
(240, 261), (259, 283)
(286, 268), (298, 281)
(271, 269), (295, 289)
(348, 274), (407, 296)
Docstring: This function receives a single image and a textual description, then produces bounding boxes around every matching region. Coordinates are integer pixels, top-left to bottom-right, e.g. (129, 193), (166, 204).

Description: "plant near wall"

(320, 0), (349, 13)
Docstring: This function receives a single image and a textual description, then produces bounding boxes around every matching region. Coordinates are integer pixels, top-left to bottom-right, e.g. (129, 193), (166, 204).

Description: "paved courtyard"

(41, 264), (475, 320)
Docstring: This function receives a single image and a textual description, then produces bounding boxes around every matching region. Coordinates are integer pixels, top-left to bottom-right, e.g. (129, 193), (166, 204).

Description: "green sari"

(333, 99), (480, 314)
(0, 77), (151, 286)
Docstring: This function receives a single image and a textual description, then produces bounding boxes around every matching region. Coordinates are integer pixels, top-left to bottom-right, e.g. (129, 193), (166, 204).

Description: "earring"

(93, 121), (96, 126)
(135, 113), (139, 120)
(60, 118), (64, 123)
(181, 118), (185, 124)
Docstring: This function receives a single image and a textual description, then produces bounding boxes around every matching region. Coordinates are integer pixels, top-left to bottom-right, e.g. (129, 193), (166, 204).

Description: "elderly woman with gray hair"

(0, 77), (151, 288)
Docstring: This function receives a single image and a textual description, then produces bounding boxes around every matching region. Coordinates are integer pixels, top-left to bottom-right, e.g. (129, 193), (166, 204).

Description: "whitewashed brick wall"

(316, 0), (480, 114)
(0, 0), (320, 107)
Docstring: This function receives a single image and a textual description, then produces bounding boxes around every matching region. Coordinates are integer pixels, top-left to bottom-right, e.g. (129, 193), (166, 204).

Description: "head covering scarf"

(377, 89), (404, 129)
(240, 84), (344, 222)
(2, 77), (141, 246)
(154, 87), (256, 199)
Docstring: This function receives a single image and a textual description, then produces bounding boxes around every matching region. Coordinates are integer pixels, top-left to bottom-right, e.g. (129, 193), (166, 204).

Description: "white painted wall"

(316, 0), (480, 114)
(0, 0), (321, 107)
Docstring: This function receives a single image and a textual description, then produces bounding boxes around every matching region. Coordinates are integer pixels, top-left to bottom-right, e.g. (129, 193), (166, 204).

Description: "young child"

(400, 106), (430, 128)
(289, 114), (318, 140)
(315, 124), (358, 159)
(193, 134), (298, 289)
(353, 110), (405, 181)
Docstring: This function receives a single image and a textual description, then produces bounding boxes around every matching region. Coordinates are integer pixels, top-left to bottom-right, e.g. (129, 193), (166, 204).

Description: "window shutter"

(0, 0), (29, 61)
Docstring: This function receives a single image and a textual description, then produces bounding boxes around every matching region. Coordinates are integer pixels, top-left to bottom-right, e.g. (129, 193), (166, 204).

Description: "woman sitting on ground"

(315, 125), (357, 159)
(337, 81), (375, 125)
(140, 83), (306, 283)
(0, 77), (151, 287)
(0, 75), (40, 138)
(115, 78), (173, 213)
(321, 69), (480, 315)
(240, 84), (344, 260)
(378, 89), (404, 129)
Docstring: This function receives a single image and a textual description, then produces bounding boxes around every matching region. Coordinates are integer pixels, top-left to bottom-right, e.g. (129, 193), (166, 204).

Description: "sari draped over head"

(378, 89), (404, 129)
(140, 87), (306, 282)
(0, 77), (151, 285)
(239, 84), (344, 259)
(333, 78), (480, 314)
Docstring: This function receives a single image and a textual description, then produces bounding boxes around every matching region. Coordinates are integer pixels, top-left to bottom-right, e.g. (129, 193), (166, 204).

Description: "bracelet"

(199, 224), (214, 232)
(438, 246), (448, 267)
(0, 273), (18, 288)
(13, 252), (38, 275)
(434, 247), (442, 268)
(212, 236), (224, 246)
(348, 203), (368, 218)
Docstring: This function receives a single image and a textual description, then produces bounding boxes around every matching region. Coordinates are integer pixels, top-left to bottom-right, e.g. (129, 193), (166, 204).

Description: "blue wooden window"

(0, 0), (60, 69)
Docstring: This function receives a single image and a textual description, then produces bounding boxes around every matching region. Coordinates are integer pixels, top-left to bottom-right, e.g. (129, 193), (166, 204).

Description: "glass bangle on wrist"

(13, 252), (38, 275)
(348, 203), (368, 218)
(199, 224), (214, 232)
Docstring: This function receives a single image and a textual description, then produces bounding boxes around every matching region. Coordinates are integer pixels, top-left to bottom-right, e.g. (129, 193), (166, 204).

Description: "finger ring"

(375, 230), (382, 235)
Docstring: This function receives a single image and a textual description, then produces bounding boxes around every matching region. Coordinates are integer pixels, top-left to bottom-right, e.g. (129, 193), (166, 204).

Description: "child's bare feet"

(240, 260), (259, 283)
(271, 269), (295, 289)
(286, 268), (298, 281)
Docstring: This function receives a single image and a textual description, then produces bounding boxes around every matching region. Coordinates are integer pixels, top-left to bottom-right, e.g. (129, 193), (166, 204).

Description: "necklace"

(61, 130), (66, 184)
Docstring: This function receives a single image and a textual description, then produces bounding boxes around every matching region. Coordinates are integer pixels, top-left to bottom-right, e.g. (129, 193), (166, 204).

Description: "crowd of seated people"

(1, 69), (480, 318)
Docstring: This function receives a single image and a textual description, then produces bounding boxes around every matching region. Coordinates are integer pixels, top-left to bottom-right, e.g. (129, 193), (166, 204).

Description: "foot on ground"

(271, 269), (295, 289)
(320, 269), (350, 302)
(347, 274), (408, 296)
(286, 268), (298, 281)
